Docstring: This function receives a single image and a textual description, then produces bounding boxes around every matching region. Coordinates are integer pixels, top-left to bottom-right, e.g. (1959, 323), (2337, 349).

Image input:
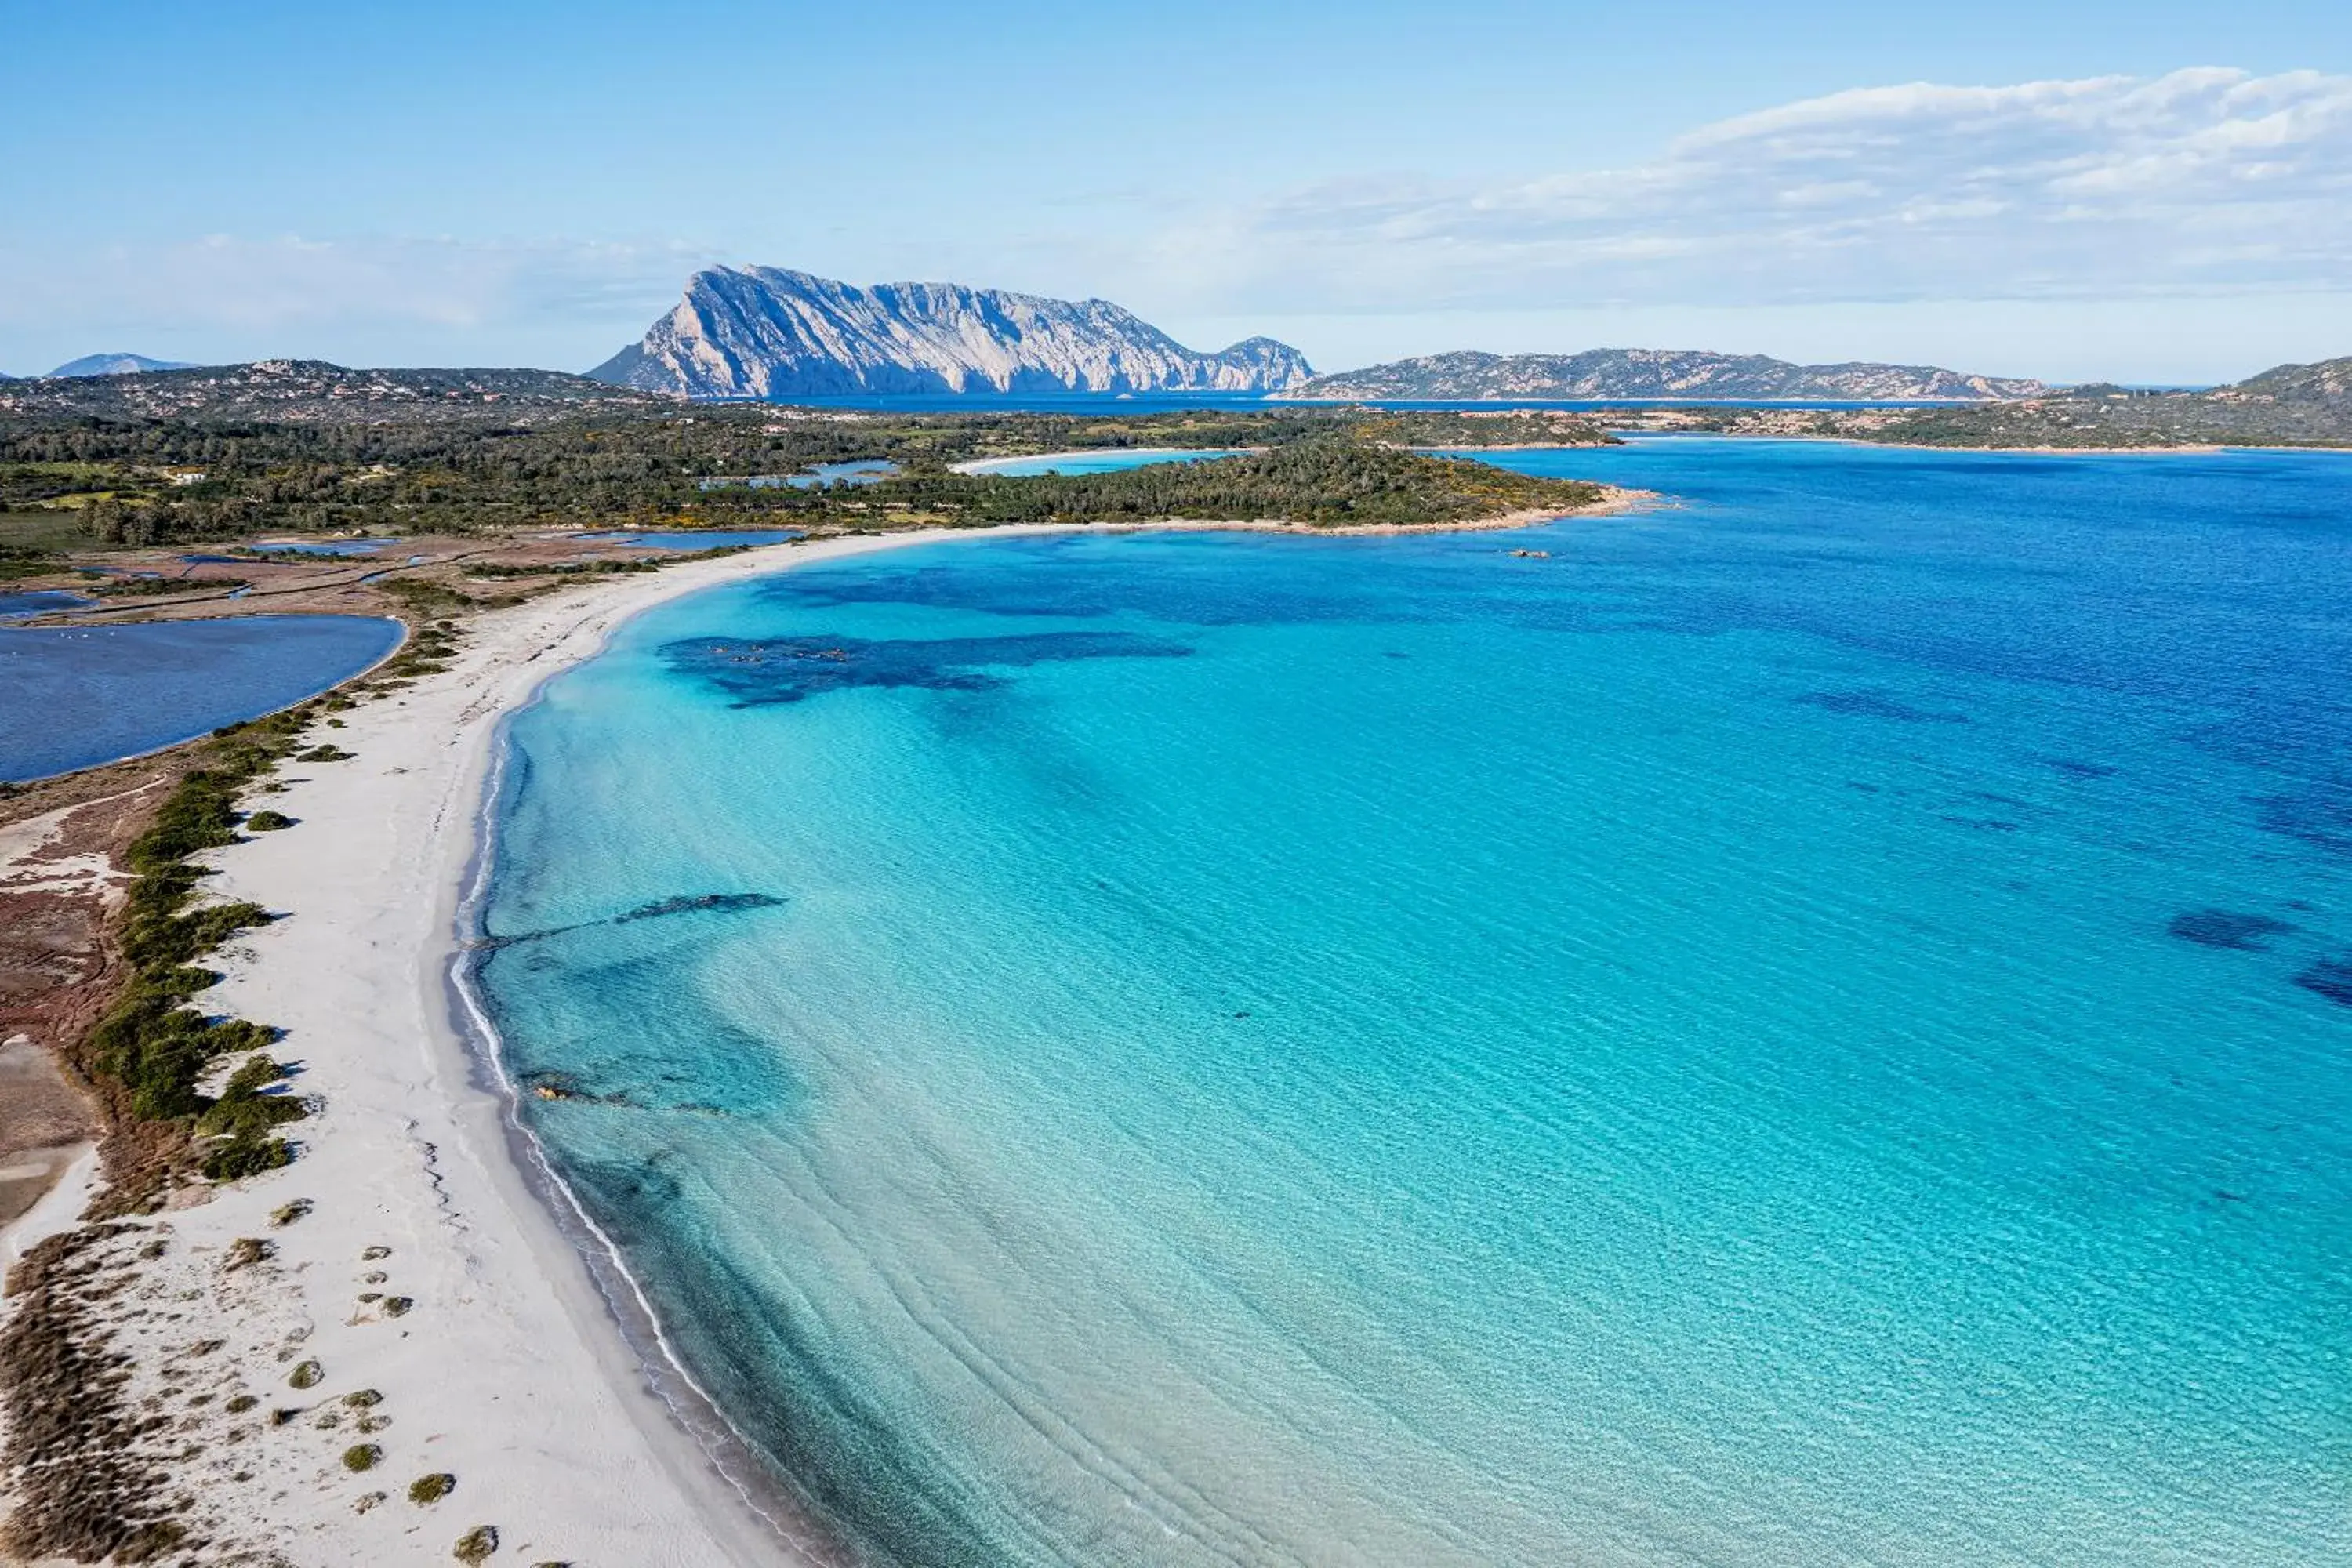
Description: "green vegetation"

(245, 809), (294, 831)
(869, 437), (1606, 529)
(409, 1472), (456, 1505)
(71, 710), (335, 1208)
(342, 1444), (383, 1472)
(288, 1360), (322, 1391)
(0, 401), (1614, 545)
(454, 1525), (499, 1564)
(90, 574), (245, 597)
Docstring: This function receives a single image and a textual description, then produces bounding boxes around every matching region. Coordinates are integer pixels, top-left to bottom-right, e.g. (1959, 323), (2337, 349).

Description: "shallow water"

(964, 447), (1248, 477)
(0, 590), (97, 618)
(0, 614), (402, 780)
(252, 537), (403, 556)
(477, 440), (2351, 1566)
(574, 529), (804, 550)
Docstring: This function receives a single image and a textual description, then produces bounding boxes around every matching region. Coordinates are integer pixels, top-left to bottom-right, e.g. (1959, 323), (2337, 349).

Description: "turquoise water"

(575, 529), (804, 550)
(0, 614), (402, 780)
(963, 448), (1249, 477)
(475, 440), (2350, 1566)
(254, 537), (403, 556)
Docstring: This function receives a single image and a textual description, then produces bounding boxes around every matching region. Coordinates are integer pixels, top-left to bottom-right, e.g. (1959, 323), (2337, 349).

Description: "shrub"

(342, 1444), (383, 1472)
(245, 809), (295, 831)
(409, 1472), (456, 1505)
(288, 1360), (322, 1391)
(453, 1526), (499, 1564)
(296, 744), (353, 763)
(225, 1394), (259, 1414)
(204, 1134), (294, 1181)
(270, 1198), (312, 1227)
(343, 1388), (383, 1409)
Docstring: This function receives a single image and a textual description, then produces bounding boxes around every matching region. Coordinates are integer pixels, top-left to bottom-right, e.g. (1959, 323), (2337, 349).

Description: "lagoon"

(957, 447), (1249, 477)
(0, 614), (404, 780)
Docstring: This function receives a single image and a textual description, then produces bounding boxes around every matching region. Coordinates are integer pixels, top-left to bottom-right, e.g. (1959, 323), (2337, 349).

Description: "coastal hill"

(2228, 355), (2352, 406)
(591, 266), (1315, 399)
(49, 353), (196, 378)
(1283, 349), (2050, 402)
(1631, 354), (2352, 448)
(0, 358), (676, 424)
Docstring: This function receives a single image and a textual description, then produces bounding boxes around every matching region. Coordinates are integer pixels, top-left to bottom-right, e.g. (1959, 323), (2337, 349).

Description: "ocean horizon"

(470, 439), (2350, 1566)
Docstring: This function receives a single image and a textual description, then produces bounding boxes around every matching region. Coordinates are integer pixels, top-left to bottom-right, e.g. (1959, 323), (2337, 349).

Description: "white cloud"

(1152, 68), (2352, 312)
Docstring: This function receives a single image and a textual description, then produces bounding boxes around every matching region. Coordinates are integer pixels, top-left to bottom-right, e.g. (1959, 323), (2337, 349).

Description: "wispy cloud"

(1150, 68), (2352, 311)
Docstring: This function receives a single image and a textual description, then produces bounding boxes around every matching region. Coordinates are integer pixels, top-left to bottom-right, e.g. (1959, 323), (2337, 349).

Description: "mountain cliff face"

(593, 267), (1314, 398)
(1283, 349), (2048, 402)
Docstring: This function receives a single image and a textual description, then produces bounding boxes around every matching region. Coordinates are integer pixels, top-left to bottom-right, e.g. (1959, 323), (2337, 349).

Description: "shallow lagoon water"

(960, 447), (1248, 477)
(0, 614), (402, 779)
(0, 590), (97, 618)
(478, 441), (2350, 1566)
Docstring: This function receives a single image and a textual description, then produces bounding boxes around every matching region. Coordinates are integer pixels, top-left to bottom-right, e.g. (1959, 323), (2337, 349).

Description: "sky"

(3, 0), (2350, 383)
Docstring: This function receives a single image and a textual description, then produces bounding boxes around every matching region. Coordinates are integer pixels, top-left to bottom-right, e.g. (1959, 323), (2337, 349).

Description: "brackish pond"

(0, 614), (404, 781)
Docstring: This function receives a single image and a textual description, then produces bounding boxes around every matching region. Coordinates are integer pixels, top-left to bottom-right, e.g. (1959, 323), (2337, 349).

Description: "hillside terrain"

(1286, 348), (2049, 402)
(1620, 358), (2352, 447)
(593, 267), (1314, 398)
(0, 360), (675, 424)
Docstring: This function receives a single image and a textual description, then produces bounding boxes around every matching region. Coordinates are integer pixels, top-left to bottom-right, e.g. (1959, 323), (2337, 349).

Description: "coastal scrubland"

(0, 395), (1613, 548)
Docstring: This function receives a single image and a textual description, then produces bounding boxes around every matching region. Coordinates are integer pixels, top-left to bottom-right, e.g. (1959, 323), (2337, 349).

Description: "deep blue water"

(476, 440), (2350, 1566)
(0, 615), (403, 780)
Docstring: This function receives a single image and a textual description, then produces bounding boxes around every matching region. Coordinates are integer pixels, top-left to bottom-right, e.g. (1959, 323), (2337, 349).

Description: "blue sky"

(4, 0), (2349, 382)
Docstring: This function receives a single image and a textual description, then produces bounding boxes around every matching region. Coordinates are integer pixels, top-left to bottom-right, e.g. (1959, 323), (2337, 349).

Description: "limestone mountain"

(1283, 349), (2049, 402)
(593, 267), (1314, 398)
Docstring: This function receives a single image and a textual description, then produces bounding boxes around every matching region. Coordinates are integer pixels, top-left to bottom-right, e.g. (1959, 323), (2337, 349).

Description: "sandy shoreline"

(2, 506), (1627, 1563)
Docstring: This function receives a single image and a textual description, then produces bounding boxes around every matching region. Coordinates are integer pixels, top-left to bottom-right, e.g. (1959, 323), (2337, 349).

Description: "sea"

(469, 438), (2350, 1566)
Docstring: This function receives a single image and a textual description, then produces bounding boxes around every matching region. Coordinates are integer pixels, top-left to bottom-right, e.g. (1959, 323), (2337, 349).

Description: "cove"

(476, 441), (2351, 1567)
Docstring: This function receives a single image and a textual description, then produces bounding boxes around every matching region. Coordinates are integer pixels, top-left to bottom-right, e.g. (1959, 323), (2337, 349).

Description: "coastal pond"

(572, 529), (805, 550)
(956, 447), (1250, 477)
(0, 614), (404, 781)
(0, 590), (97, 618)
